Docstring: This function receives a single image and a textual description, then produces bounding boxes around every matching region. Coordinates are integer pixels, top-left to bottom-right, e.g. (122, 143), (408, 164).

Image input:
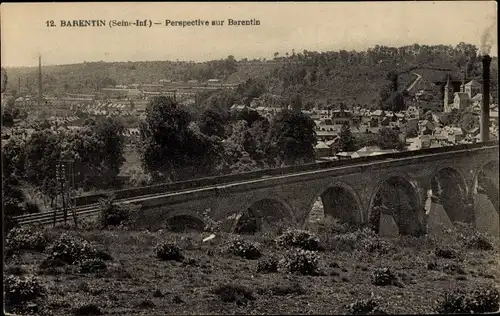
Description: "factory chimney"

(480, 55), (491, 142)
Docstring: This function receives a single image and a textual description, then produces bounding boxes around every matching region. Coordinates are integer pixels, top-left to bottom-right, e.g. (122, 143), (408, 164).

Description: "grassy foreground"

(3, 221), (500, 315)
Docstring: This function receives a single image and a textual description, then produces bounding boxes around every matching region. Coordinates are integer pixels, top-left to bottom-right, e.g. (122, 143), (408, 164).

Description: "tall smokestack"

(38, 55), (42, 107)
(480, 55), (491, 142)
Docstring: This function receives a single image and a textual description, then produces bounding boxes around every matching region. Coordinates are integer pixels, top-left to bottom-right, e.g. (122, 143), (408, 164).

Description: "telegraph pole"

(54, 160), (77, 227)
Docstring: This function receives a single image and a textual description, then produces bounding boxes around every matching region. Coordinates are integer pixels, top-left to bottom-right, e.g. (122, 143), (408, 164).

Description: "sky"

(1, 1), (498, 67)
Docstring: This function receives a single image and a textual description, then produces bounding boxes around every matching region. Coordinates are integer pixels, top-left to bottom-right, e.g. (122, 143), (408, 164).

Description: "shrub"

(363, 238), (394, 254)
(435, 246), (460, 259)
(136, 299), (156, 308)
(78, 258), (107, 273)
(212, 284), (255, 306)
(6, 225), (50, 253)
(371, 268), (400, 286)
(4, 275), (44, 306)
(322, 227), (379, 252)
(464, 232), (494, 251)
(275, 229), (320, 251)
(153, 289), (164, 297)
(72, 302), (102, 315)
(257, 256), (279, 273)
(94, 249), (113, 261)
(345, 298), (387, 315)
(45, 233), (99, 265)
(234, 209), (259, 234)
(435, 286), (500, 314)
(278, 248), (321, 276)
(98, 196), (129, 228)
(316, 216), (353, 234)
(155, 242), (183, 261)
(226, 238), (262, 260)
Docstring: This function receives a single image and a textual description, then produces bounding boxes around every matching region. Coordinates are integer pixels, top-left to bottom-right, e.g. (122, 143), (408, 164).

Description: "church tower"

(460, 71), (466, 93)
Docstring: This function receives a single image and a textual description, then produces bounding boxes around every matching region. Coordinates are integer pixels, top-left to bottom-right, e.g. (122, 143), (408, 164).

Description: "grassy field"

(4, 218), (500, 316)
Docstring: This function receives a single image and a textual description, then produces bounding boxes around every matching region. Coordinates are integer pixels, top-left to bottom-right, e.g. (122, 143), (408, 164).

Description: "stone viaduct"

(102, 141), (498, 235)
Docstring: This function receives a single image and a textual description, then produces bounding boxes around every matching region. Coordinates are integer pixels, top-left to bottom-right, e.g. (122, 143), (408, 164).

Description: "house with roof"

(406, 135), (432, 151)
(371, 109), (384, 121)
(446, 127), (465, 143)
(406, 106), (419, 119)
(315, 141), (333, 158)
(331, 109), (353, 126)
(464, 79), (481, 98)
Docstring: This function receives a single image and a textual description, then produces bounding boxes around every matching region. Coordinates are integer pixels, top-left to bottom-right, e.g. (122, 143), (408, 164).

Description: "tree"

(94, 117), (126, 187)
(221, 139), (258, 174)
(23, 129), (63, 206)
(459, 112), (479, 132)
(199, 89), (235, 122)
(2, 108), (14, 127)
(140, 96), (223, 181)
(267, 110), (317, 166)
(377, 127), (405, 150)
(338, 122), (357, 152)
(199, 109), (225, 138)
(236, 108), (265, 127)
(228, 118), (270, 165)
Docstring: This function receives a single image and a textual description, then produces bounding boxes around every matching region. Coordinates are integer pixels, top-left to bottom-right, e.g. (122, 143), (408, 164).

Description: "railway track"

(13, 181), (244, 226)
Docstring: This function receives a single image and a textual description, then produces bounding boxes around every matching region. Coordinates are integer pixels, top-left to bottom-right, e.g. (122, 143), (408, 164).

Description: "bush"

(278, 248), (321, 276)
(322, 227), (379, 252)
(435, 246), (460, 259)
(6, 225), (50, 254)
(94, 249), (113, 261)
(212, 284), (255, 306)
(435, 286), (500, 314)
(234, 209), (259, 234)
(464, 232), (494, 251)
(257, 256), (279, 273)
(275, 229), (320, 251)
(371, 268), (400, 286)
(226, 238), (262, 260)
(136, 299), (156, 308)
(345, 298), (387, 315)
(363, 238), (394, 254)
(72, 302), (102, 315)
(4, 275), (44, 306)
(316, 216), (353, 234)
(78, 258), (107, 273)
(44, 233), (99, 265)
(155, 242), (183, 261)
(98, 196), (129, 228)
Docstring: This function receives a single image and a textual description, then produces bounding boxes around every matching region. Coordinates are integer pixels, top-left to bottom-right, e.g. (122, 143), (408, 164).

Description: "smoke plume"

(480, 21), (496, 56)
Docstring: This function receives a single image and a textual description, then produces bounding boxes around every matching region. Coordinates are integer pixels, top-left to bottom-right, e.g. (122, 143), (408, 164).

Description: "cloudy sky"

(1, 1), (497, 67)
